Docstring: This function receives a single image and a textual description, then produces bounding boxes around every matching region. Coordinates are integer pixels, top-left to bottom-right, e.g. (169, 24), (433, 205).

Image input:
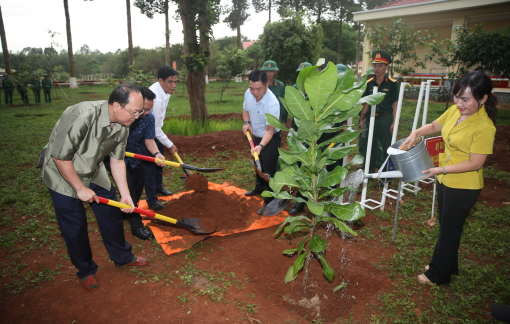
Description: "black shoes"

(132, 227), (154, 240)
(245, 188), (263, 197)
(156, 188), (173, 196)
(148, 201), (165, 211)
(257, 202), (268, 215)
(289, 202), (305, 215)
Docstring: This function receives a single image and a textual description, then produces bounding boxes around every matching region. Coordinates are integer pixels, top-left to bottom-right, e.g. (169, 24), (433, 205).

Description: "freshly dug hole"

(185, 174), (208, 192)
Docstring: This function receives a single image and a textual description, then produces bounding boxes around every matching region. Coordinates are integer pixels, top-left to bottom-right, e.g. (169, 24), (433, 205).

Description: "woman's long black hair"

(452, 71), (498, 125)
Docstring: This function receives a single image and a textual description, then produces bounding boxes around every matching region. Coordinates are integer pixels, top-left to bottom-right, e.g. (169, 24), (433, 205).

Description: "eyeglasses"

(120, 104), (144, 118)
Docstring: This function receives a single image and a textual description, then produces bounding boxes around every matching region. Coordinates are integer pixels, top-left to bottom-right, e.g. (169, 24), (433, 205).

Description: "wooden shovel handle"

(399, 137), (421, 151)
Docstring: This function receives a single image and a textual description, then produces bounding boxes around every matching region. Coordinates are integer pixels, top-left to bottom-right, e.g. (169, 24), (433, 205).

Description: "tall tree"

(177, 0), (221, 123)
(223, 0), (250, 50)
(328, 0), (361, 64)
(134, 0), (171, 66)
(306, 0), (330, 24)
(252, 0), (272, 23)
(126, 0), (134, 65)
(64, 0), (78, 88)
(0, 5), (11, 74)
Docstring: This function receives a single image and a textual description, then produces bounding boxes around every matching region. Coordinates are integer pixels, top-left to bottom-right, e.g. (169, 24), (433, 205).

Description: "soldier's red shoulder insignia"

(367, 77), (374, 82)
(389, 77), (397, 82)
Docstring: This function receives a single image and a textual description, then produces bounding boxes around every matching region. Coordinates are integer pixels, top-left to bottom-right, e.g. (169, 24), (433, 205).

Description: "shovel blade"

(181, 218), (216, 235)
(181, 164), (225, 173)
(250, 161), (271, 182)
(263, 198), (292, 216)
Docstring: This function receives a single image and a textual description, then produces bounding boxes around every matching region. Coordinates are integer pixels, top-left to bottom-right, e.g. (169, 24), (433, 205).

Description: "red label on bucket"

(425, 136), (445, 167)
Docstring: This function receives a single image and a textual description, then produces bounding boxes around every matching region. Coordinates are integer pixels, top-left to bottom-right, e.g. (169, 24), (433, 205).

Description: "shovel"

(245, 131), (271, 182)
(97, 196), (214, 235)
(263, 143), (337, 216)
(125, 152), (225, 173)
(174, 152), (191, 183)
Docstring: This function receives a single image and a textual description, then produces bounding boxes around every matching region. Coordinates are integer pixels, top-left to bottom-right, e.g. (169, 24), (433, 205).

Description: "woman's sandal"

(417, 274), (434, 285)
(80, 274), (99, 291)
(126, 256), (149, 266)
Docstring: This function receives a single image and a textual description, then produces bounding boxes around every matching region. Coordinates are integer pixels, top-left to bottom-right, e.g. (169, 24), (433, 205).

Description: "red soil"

(184, 174), (209, 192)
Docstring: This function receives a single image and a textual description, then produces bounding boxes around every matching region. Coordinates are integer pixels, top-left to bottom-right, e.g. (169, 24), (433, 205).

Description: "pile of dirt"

(154, 190), (262, 235)
(184, 174), (208, 192)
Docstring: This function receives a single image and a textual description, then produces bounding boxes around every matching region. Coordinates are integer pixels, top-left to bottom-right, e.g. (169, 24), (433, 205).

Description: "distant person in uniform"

(2, 73), (14, 105)
(260, 60), (287, 127)
(31, 74), (41, 104)
(39, 83), (149, 291)
(358, 51), (399, 173)
(17, 77), (29, 104)
(42, 74), (53, 103)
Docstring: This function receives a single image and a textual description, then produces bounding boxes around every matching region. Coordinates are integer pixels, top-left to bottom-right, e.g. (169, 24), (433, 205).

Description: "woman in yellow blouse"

(402, 71), (497, 285)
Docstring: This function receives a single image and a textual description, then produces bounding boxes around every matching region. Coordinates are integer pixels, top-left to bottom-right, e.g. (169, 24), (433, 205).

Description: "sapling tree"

(216, 48), (252, 103)
(263, 62), (383, 292)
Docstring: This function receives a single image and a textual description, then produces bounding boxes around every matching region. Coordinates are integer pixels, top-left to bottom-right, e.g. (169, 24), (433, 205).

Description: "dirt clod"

(185, 174), (209, 192)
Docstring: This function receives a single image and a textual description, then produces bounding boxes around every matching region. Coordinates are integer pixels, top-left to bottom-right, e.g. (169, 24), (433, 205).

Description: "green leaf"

(333, 282), (347, 293)
(305, 62), (338, 114)
(282, 248), (298, 255)
(346, 154), (364, 166)
(316, 156), (328, 169)
(296, 65), (319, 94)
(326, 145), (356, 160)
(288, 220), (310, 233)
(318, 187), (349, 199)
(316, 254), (335, 281)
(317, 83), (366, 122)
(293, 252), (307, 275)
(308, 234), (327, 253)
(319, 217), (358, 236)
(294, 172), (313, 191)
(329, 202), (366, 221)
(284, 225), (308, 234)
(319, 129), (360, 147)
(287, 133), (308, 153)
(306, 201), (325, 215)
(355, 92), (385, 106)
(278, 149), (311, 167)
(274, 215), (309, 236)
(279, 97), (295, 119)
(297, 234), (309, 255)
(284, 86), (313, 121)
(284, 265), (297, 283)
(317, 166), (348, 187)
(265, 113), (289, 132)
(336, 69), (355, 91)
(269, 171), (300, 194)
(297, 120), (318, 142)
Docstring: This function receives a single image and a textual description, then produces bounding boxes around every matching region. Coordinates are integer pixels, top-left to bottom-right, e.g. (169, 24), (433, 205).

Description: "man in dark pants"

(31, 74), (41, 103)
(39, 83), (148, 291)
(2, 73), (14, 104)
(104, 87), (165, 240)
(42, 74), (52, 103)
(358, 51), (399, 173)
(142, 67), (179, 211)
(17, 78), (29, 104)
(242, 70), (281, 215)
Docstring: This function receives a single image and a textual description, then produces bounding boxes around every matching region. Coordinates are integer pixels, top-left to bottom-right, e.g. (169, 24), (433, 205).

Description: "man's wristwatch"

(243, 121), (251, 125)
(442, 166), (447, 175)
(154, 152), (161, 157)
(258, 144), (265, 151)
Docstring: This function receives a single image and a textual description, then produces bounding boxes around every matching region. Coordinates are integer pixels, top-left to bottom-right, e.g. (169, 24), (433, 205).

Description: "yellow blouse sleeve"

(470, 122), (496, 155)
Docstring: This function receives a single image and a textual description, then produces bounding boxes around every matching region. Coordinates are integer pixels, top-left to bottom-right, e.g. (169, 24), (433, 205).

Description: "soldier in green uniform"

(31, 74), (41, 104)
(358, 50), (400, 174)
(260, 60), (287, 126)
(17, 78), (29, 104)
(42, 74), (53, 103)
(2, 73), (14, 105)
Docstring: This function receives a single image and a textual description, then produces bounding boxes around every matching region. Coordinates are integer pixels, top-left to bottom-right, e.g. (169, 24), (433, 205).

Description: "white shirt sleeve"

(266, 97), (280, 126)
(152, 99), (173, 148)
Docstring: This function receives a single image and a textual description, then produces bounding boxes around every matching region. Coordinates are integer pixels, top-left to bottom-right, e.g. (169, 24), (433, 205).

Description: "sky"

(1, 0), (280, 54)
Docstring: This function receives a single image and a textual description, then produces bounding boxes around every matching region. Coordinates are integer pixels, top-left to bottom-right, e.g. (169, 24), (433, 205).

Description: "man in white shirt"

(242, 70), (281, 215)
(140, 66), (179, 211)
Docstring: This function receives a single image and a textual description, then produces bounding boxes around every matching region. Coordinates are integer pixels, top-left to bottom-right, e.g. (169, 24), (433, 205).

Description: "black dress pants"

(253, 131), (281, 203)
(140, 138), (166, 206)
(424, 181), (481, 284)
(123, 163), (146, 230)
(49, 183), (134, 279)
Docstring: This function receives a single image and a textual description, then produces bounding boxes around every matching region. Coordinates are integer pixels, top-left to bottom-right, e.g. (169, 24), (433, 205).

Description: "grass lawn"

(0, 83), (509, 322)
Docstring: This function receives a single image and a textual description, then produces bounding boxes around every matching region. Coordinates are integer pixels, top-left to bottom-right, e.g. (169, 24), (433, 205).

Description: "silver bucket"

(388, 137), (434, 182)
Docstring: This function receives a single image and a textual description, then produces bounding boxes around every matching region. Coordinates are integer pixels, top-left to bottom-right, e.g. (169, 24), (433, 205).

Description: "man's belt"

(374, 111), (392, 117)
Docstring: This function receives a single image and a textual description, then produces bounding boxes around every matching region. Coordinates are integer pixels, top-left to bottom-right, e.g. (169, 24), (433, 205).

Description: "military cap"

(296, 62), (311, 72)
(261, 60), (279, 71)
(372, 50), (392, 64)
(366, 68), (375, 76)
(336, 64), (347, 73)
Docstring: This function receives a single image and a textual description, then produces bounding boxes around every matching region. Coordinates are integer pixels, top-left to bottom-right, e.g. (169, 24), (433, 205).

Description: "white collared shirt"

(149, 81), (173, 148)
(243, 88), (280, 138)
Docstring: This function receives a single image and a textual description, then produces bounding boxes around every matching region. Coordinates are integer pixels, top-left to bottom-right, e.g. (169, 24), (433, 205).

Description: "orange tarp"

(138, 182), (289, 255)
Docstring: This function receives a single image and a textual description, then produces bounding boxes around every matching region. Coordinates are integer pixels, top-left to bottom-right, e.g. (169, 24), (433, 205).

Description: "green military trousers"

(358, 114), (393, 174)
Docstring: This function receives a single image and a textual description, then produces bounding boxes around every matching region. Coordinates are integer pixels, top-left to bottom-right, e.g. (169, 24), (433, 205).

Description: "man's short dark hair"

(108, 83), (141, 106)
(248, 70), (267, 85)
(157, 66), (179, 81)
(139, 86), (156, 101)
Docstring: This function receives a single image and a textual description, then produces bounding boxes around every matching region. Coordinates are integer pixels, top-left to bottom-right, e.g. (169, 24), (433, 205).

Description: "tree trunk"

(126, 0), (134, 66)
(336, 16), (343, 64)
(237, 23), (242, 50)
(179, 0), (208, 123)
(268, 0), (271, 22)
(64, 0), (78, 89)
(0, 5), (11, 74)
(355, 22), (360, 76)
(164, 0), (170, 66)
